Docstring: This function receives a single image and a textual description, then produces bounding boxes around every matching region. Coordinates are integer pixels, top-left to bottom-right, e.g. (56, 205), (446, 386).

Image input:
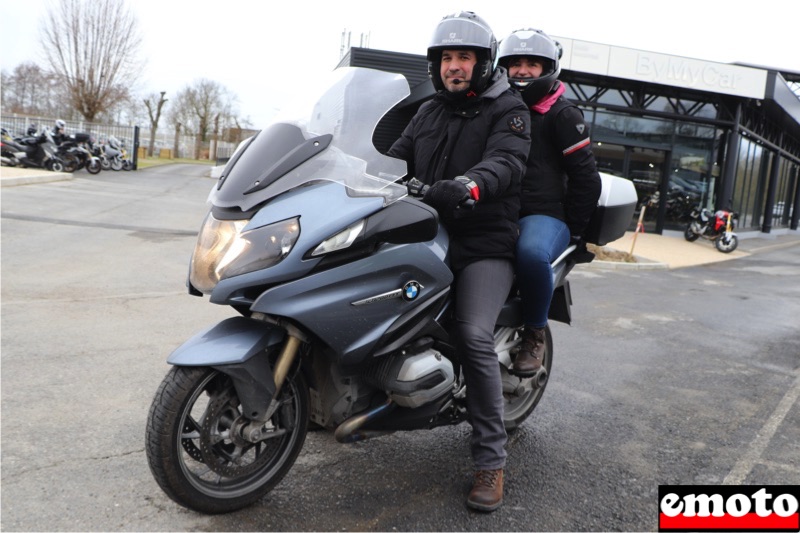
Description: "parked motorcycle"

(102, 136), (130, 171)
(58, 133), (102, 174)
(144, 67), (637, 514)
(684, 205), (739, 253)
(1, 127), (65, 172)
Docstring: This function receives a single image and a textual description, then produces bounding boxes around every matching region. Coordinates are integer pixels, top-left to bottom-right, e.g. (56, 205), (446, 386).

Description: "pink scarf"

(531, 83), (565, 114)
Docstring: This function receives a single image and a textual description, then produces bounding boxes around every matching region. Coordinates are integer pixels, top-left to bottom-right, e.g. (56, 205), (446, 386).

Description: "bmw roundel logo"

(402, 281), (422, 301)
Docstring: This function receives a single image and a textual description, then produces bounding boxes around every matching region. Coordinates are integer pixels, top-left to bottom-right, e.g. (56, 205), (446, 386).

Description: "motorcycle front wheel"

(86, 159), (102, 174)
(497, 325), (553, 431)
(684, 223), (700, 242)
(146, 366), (309, 514)
(111, 158), (123, 171)
(715, 234), (739, 253)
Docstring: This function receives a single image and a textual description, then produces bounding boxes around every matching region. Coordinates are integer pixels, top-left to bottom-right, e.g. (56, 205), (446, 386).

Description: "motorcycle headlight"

(189, 214), (300, 294)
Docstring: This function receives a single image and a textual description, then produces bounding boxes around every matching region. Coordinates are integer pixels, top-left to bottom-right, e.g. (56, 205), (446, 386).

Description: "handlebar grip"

(460, 198), (476, 209)
(406, 177), (428, 197)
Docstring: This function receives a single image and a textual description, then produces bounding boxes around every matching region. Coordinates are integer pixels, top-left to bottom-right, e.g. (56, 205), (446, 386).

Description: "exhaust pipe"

(334, 399), (396, 443)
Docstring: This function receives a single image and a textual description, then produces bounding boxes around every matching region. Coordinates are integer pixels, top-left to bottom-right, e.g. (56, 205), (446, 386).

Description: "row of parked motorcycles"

(1, 126), (132, 174)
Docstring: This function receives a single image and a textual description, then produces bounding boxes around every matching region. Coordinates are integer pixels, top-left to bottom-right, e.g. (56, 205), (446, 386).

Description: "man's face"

(440, 49), (477, 92)
(508, 56), (545, 79)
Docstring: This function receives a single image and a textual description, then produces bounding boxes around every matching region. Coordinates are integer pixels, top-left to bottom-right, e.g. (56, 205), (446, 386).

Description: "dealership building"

(339, 38), (800, 235)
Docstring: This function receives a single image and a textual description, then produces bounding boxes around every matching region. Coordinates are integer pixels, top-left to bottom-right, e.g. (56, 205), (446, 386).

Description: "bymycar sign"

(556, 37), (767, 99)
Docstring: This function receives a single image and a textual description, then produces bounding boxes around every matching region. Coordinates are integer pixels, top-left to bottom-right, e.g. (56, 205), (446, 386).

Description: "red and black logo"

(659, 485), (799, 532)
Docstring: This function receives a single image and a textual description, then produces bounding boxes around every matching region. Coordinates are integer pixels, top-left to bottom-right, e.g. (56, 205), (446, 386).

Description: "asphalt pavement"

(1, 165), (798, 531)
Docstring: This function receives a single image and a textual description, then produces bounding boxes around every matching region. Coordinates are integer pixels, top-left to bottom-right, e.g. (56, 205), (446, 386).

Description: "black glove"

(569, 235), (595, 264)
(422, 177), (476, 212)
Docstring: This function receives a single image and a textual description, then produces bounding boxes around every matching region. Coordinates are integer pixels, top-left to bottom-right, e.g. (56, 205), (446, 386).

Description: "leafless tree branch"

(40, 0), (143, 122)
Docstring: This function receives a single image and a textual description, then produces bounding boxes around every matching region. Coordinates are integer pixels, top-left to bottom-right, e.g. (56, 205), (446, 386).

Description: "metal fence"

(1, 114), (238, 163)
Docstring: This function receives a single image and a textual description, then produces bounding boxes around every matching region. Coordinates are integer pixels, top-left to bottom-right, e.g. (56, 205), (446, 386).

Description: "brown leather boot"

(512, 327), (545, 377)
(467, 469), (504, 511)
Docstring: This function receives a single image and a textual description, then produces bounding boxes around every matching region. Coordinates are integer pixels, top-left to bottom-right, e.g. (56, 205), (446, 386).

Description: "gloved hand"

(422, 177), (479, 212)
(569, 234), (595, 264)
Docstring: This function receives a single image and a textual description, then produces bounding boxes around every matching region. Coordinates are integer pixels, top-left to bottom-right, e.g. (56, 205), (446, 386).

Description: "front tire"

(496, 325), (553, 431)
(715, 234), (738, 253)
(86, 159), (102, 174)
(145, 366), (309, 514)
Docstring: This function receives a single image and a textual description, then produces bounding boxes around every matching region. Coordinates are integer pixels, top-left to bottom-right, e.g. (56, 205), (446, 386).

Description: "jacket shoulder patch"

(508, 115), (526, 133)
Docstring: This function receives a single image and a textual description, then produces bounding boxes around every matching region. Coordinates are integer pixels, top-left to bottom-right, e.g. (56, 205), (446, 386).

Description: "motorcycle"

(144, 67), (637, 514)
(58, 133), (102, 174)
(102, 136), (130, 171)
(1, 127), (65, 172)
(683, 205), (739, 253)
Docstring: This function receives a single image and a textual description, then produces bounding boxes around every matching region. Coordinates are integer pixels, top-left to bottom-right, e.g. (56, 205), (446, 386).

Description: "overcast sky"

(2, 0), (797, 128)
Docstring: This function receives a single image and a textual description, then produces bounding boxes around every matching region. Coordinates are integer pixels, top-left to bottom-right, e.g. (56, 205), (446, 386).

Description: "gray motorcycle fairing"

(167, 316), (285, 366)
(249, 237), (453, 366)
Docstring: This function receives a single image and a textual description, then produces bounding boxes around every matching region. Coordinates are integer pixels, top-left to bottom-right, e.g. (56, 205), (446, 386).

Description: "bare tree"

(170, 79), (237, 159)
(0, 62), (70, 119)
(144, 91), (168, 156)
(40, 0), (143, 122)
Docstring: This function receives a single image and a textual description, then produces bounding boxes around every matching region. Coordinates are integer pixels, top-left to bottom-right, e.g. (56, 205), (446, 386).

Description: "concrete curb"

(578, 258), (669, 271)
(0, 170), (74, 187)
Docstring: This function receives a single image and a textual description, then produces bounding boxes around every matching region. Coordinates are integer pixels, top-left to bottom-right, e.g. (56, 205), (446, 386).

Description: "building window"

(734, 136), (766, 229)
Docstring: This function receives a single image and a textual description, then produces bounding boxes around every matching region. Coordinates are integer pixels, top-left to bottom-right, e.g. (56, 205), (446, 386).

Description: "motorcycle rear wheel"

(146, 366), (309, 514)
(715, 234), (739, 253)
(111, 159), (123, 171)
(497, 325), (553, 431)
(61, 154), (78, 173)
(684, 223), (700, 242)
(46, 159), (65, 173)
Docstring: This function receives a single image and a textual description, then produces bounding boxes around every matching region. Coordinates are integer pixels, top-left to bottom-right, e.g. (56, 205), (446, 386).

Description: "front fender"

(168, 316), (287, 422)
(167, 316), (285, 366)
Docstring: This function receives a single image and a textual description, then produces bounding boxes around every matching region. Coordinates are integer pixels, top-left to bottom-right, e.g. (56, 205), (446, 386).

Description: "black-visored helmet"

(427, 11), (497, 93)
(497, 28), (562, 106)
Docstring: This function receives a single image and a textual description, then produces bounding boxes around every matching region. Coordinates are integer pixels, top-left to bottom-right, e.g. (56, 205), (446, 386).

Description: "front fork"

(250, 313), (307, 422)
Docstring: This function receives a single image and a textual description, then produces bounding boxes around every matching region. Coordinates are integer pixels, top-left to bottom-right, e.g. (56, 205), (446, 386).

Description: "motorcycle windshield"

(213, 67), (410, 213)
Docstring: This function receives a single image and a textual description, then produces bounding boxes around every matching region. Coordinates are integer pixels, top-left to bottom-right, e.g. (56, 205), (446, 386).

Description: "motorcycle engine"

(364, 344), (455, 409)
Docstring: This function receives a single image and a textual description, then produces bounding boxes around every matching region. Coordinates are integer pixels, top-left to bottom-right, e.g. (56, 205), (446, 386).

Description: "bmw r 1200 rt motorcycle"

(145, 67), (637, 514)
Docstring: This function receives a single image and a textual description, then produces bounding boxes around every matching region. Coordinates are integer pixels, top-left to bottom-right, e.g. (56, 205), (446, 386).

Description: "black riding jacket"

(521, 88), (602, 236)
(388, 69), (531, 270)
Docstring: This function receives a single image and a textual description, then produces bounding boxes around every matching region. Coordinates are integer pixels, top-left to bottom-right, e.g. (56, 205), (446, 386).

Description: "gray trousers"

(452, 258), (514, 470)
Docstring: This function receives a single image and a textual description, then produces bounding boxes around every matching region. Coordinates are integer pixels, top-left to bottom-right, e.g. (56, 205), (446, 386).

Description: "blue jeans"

(516, 214), (570, 329)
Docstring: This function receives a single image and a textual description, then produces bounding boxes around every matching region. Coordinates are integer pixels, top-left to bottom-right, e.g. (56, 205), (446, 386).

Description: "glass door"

(593, 143), (669, 233)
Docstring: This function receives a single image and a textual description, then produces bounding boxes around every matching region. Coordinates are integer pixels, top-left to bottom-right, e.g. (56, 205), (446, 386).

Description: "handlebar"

(406, 178), (476, 209)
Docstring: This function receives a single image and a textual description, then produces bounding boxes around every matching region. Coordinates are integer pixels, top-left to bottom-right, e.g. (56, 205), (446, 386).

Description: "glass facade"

(565, 82), (800, 234)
